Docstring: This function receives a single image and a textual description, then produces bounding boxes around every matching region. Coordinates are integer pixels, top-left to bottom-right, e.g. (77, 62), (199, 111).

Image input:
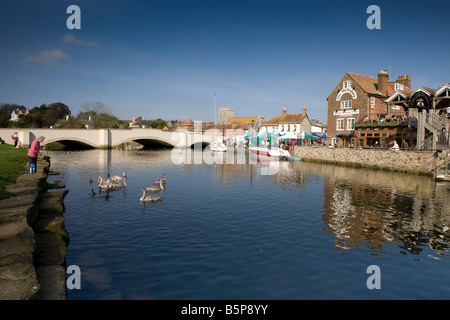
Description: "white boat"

(249, 146), (290, 157)
(210, 142), (227, 152)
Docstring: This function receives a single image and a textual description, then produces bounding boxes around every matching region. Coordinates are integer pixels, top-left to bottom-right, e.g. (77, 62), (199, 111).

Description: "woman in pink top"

(27, 136), (45, 173)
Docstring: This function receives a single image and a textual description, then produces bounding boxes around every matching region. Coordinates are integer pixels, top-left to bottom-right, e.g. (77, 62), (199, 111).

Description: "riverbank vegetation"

(1, 102), (177, 130)
(0, 144), (28, 199)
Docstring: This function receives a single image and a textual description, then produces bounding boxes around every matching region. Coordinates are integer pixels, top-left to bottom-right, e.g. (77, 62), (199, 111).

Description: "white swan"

(111, 170), (126, 182)
(140, 188), (162, 202)
(111, 175), (127, 188)
(153, 173), (166, 185)
(98, 176), (113, 191)
(144, 179), (164, 193)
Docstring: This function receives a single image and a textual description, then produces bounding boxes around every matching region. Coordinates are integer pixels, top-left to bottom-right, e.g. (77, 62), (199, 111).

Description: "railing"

(355, 112), (408, 127)
(425, 113), (444, 132)
(436, 153), (450, 177)
(420, 131), (450, 151)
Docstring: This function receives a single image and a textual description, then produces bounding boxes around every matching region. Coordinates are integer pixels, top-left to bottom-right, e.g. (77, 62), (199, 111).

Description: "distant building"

(310, 118), (327, 135)
(10, 108), (29, 121)
(218, 107), (234, 124)
(175, 118), (195, 132)
(260, 106), (312, 139)
(128, 116), (153, 128)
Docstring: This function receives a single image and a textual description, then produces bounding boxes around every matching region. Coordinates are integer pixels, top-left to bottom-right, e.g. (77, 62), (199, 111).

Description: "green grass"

(0, 144), (28, 200)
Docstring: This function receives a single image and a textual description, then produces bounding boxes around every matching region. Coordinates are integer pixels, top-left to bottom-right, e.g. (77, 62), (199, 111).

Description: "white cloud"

(61, 34), (98, 47)
(22, 49), (70, 65)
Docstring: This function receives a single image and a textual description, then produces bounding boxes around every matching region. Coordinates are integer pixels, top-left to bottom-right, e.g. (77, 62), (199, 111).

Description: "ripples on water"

(46, 149), (450, 300)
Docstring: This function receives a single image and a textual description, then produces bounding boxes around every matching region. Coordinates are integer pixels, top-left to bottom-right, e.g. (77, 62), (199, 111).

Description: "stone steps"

(0, 156), (69, 300)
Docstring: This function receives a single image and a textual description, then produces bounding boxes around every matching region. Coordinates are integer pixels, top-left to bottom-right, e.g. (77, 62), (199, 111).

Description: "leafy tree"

(149, 119), (167, 129)
(55, 116), (84, 129)
(77, 102), (121, 128)
(43, 102), (71, 127)
(0, 109), (9, 127)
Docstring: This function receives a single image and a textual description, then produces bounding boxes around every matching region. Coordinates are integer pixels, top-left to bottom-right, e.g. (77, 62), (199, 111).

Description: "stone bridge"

(0, 128), (217, 149)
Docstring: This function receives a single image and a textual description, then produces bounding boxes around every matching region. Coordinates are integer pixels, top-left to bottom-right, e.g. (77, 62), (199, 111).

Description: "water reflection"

(45, 149), (450, 299)
(303, 163), (450, 258)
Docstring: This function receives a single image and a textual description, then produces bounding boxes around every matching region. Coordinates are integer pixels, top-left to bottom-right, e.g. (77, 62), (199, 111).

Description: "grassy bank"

(0, 144), (28, 199)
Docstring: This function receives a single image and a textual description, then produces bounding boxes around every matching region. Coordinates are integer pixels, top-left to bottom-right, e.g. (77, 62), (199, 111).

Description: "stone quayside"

(0, 156), (69, 300)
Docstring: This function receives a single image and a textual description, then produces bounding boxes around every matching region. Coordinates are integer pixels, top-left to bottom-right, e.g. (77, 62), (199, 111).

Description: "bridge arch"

(113, 136), (177, 149)
(43, 137), (98, 149)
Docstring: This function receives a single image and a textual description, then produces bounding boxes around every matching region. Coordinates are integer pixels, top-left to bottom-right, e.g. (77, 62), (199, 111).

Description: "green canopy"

(250, 131), (278, 146)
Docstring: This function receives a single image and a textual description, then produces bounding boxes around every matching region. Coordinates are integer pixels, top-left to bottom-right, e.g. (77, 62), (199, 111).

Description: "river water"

(45, 149), (450, 300)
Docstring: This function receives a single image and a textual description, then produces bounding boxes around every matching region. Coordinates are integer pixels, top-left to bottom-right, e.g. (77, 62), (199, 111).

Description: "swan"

(140, 188), (162, 202)
(153, 173), (166, 185)
(98, 176), (113, 191)
(144, 179), (164, 193)
(111, 170), (127, 182)
(111, 175), (127, 188)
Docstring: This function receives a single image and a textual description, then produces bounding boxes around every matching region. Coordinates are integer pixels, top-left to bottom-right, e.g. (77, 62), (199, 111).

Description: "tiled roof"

(179, 118), (194, 125)
(347, 72), (398, 96)
(264, 113), (307, 125)
(227, 117), (259, 124)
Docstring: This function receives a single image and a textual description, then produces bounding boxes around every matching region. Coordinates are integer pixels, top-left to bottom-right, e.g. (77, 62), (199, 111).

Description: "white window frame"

(370, 97), (375, 107)
(337, 118), (344, 131)
(395, 83), (404, 91)
(341, 100), (352, 109)
(347, 118), (355, 131)
(343, 80), (350, 89)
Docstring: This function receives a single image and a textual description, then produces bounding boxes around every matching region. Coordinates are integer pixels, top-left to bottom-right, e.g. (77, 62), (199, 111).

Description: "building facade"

(260, 106), (311, 139)
(10, 108), (29, 122)
(327, 71), (414, 147)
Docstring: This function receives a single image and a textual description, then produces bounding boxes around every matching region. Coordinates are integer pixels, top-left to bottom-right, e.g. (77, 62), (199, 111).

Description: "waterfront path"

(292, 146), (449, 175)
(0, 156), (69, 300)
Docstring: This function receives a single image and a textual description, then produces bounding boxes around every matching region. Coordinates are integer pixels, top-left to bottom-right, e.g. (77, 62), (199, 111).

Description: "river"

(45, 148), (450, 300)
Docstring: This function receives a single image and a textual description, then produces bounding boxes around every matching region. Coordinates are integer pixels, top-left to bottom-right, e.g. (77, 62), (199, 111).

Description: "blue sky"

(0, 0), (449, 123)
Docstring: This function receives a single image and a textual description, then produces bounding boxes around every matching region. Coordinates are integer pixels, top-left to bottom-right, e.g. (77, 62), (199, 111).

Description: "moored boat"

(249, 146), (290, 158)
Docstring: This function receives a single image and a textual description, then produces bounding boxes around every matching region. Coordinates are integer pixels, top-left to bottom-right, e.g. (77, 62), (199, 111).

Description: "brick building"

(326, 70), (413, 147)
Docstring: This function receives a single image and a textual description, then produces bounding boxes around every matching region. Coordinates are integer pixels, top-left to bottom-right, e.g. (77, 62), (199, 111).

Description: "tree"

(43, 102), (71, 127)
(0, 109), (9, 127)
(77, 102), (121, 128)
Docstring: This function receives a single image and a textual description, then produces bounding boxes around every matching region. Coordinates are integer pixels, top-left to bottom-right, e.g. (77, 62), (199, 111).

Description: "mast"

(214, 93), (217, 129)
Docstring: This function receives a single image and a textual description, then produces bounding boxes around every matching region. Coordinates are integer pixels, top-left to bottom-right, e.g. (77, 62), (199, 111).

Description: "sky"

(0, 0), (449, 123)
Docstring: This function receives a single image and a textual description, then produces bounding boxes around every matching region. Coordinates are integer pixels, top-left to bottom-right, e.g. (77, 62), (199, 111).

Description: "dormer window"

(343, 80), (351, 89)
(395, 83), (404, 91)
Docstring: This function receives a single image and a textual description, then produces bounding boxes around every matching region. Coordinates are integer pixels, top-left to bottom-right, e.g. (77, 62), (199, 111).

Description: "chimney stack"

(378, 70), (389, 97)
(396, 74), (411, 90)
(282, 107), (287, 116)
(303, 106), (307, 115)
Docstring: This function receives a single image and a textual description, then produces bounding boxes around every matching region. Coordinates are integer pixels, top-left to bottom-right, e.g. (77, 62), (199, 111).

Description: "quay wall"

(0, 156), (69, 300)
(292, 146), (446, 175)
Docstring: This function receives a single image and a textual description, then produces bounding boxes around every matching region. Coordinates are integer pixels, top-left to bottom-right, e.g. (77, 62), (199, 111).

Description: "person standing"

(27, 136), (45, 173)
(12, 132), (18, 148)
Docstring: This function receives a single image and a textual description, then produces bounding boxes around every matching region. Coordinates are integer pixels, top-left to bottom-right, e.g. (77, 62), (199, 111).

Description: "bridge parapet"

(0, 128), (216, 149)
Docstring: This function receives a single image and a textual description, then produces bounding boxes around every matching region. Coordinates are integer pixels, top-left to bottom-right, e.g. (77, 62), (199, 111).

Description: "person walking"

(27, 136), (45, 173)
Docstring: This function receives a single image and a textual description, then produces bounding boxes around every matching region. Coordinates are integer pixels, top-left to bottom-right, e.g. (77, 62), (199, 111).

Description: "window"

(395, 83), (404, 91)
(343, 80), (351, 89)
(370, 97), (375, 108)
(347, 118), (355, 131)
(341, 100), (352, 109)
(337, 118), (344, 131)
